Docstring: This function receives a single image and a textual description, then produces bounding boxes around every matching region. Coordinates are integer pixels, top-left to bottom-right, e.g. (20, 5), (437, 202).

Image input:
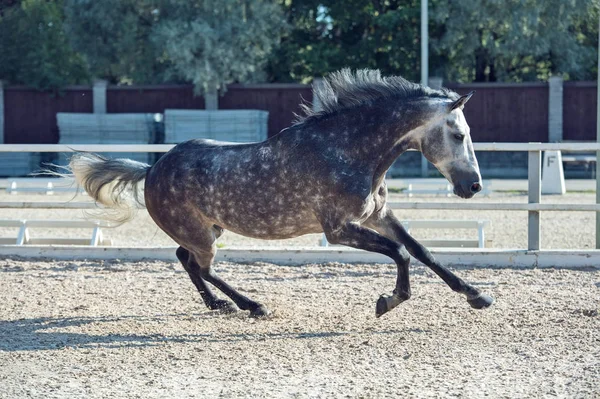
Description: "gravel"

(0, 190), (598, 397)
(0, 259), (599, 398)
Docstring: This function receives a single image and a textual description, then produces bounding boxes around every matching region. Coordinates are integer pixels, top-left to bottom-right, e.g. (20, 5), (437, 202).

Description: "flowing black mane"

(296, 68), (459, 124)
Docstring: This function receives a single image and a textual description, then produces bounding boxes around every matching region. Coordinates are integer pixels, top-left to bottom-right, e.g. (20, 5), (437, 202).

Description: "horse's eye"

(454, 133), (464, 141)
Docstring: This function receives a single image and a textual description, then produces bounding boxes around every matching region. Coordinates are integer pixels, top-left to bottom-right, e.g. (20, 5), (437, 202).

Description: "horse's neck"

(329, 101), (429, 166)
(294, 100), (434, 188)
(355, 101), (434, 189)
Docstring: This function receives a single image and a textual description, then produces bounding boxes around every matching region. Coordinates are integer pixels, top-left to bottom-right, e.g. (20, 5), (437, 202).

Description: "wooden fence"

(1, 81), (597, 144)
(446, 82), (549, 143)
(563, 81), (597, 141)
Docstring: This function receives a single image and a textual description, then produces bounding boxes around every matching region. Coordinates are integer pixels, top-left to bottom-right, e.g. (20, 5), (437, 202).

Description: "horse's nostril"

(471, 182), (482, 193)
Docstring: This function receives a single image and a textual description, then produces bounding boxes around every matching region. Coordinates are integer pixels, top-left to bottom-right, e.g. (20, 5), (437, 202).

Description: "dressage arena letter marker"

(542, 150), (566, 195)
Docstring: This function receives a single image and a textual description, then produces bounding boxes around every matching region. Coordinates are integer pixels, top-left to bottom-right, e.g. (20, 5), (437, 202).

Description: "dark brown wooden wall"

(3, 82), (597, 144)
(4, 87), (92, 144)
(219, 84), (312, 137)
(563, 81), (596, 141)
(2, 84), (311, 143)
(446, 83), (549, 142)
(107, 85), (205, 113)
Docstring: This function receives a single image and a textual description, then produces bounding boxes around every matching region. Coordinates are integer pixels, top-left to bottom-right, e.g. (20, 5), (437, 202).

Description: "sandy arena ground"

(0, 188), (599, 397)
(0, 259), (599, 398)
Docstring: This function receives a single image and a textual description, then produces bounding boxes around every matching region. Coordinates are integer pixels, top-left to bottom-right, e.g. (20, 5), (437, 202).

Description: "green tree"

(151, 0), (287, 94)
(432, 0), (599, 82)
(63, 0), (162, 84)
(64, 0), (287, 94)
(0, 0), (89, 91)
(267, 0), (423, 83)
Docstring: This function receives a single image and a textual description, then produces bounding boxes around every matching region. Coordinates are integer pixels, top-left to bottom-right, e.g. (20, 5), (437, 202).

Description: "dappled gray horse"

(70, 69), (494, 318)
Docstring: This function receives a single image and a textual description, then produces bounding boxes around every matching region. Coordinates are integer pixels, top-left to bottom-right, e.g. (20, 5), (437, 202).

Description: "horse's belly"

(216, 209), (323, 240)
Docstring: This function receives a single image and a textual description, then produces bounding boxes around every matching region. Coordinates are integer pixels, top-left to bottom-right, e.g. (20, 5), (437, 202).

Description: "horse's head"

(419, 91), (482, 199)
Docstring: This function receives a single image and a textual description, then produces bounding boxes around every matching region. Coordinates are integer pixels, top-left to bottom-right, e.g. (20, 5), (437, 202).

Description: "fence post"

(597, 17), (600, 249)
(428, 77), (443, 89)
(205, 89), (218, 110)
(312, 78), (324, 113)
(0, 80), (4, 144)
(93, 80), (108, 114)
(528, 149), (541, 250)
(548, 76), (563, 142)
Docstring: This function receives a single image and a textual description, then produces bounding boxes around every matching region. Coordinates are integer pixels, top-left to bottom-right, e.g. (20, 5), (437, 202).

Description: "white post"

(16, 222), (27, 246)
(528, 150), (542, 250)
(93, 80), (108, 114)
(205, 90), (218, 110)
(428, 77), (443, 90)
(312, 78), (324, 113)
(548, 76), (563, 143)
(0, 80), (4, 144)
(420, 0), (428, 87)
(420, 0), (429, 177)
(597, 13), (600, 249)
(477, 221), (485, 249)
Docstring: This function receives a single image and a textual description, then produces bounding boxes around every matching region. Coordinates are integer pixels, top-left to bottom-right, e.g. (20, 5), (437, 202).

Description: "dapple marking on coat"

(69, 69), (494, 318)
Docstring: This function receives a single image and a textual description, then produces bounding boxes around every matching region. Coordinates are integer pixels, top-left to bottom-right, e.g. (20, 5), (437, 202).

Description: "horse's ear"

(450, 91), (475, 111)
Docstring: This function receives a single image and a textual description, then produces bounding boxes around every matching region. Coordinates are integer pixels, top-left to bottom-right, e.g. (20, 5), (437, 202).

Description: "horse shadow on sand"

(0, 313), (422, 352)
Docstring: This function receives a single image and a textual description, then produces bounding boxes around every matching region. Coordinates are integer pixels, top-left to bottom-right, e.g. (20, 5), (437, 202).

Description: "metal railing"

(0, 142), (598, 251)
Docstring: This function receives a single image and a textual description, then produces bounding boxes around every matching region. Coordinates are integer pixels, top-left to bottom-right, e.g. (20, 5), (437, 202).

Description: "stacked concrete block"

(57, 113), (156, 164)
(164, 110), (268, 143)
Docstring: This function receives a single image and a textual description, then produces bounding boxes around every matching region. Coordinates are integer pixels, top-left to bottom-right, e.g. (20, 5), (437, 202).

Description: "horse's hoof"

(375, 296), (390, 318)
(467, 293), (495, 309)
(210, 299), (238, 314)
(249, 305), (271, 318)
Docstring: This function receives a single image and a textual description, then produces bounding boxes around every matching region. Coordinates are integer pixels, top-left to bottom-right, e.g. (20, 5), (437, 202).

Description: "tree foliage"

(1, 0), (599, 89)
(431, 0), (599, 82)
(64, 0), (287, 94)
(151, 1), (287, 94)
(267, 0), (424, 83)
(268, 0), (599, 83)
(0, 0), (89, 91)
(63, 0), (161, 85)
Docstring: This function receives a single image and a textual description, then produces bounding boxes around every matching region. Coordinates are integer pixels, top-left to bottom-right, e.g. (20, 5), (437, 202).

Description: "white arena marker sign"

(542, 150), (566, 195)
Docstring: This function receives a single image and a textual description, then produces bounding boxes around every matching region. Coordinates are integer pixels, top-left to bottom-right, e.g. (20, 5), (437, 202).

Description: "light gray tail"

(69, 153), (150, 224)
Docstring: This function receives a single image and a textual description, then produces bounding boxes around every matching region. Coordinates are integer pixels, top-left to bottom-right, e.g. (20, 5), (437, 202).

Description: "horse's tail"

(69, 153), (150, 225)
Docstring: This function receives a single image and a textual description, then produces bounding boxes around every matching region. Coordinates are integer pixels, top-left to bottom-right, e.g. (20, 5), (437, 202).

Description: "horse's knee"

(323, 229), (342, 245)
(397, 246), (410, 266)
(176, 246), (189, 263)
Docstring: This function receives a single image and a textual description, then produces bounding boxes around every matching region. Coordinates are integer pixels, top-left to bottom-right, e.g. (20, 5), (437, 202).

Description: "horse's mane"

(295, 68), (459, 124)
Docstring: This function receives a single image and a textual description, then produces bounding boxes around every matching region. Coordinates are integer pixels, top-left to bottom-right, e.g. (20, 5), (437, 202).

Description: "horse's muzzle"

(453, 180), (482, 199)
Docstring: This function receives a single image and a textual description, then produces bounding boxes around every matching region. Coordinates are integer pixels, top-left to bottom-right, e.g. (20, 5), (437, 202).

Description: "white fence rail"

(0, 142), (599, 153)
(0, 142), (598, 251)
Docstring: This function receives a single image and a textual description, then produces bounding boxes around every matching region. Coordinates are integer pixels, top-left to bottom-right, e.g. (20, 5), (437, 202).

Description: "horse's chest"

(357, 184), (388, 221)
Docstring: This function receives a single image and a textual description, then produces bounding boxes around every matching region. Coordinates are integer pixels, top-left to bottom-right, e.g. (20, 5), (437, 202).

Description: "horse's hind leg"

(176, 246), (237, 313)
(184, 229), (270, 317)
(195, 252), (271, 317)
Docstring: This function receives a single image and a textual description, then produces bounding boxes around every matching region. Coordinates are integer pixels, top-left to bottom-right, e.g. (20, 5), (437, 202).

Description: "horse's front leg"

(367, 209), (494, 310)
(323, 221), (412, 317)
